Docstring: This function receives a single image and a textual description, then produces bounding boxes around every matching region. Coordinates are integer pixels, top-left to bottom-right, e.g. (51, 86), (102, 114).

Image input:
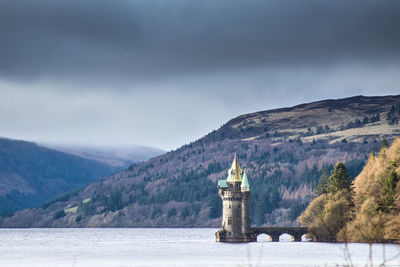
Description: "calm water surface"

(0, 228), (399, 266)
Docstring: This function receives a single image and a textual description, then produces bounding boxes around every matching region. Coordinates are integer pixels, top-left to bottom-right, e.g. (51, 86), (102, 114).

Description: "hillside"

(1, 95), (400, 228)
(0, 138), (119, 215)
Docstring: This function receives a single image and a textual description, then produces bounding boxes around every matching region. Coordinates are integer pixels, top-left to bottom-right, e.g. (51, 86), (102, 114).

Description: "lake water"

(0, 228), (399, 267)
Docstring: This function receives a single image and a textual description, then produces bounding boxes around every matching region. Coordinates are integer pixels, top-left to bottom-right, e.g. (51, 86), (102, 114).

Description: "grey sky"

(1, 0), (400, 150)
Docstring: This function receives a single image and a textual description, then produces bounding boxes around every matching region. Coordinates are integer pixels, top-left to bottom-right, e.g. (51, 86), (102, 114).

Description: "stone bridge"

(251, 227), (308, 242)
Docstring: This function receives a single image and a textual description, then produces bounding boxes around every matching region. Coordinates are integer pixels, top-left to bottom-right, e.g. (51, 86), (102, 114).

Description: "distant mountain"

(0, 138), (120, 215)
(2, 95), (400, 228)
(42, 144), (164, 168)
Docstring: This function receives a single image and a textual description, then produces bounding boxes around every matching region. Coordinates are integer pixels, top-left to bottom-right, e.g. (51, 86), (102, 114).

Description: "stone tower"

(215, 153), (254, 242)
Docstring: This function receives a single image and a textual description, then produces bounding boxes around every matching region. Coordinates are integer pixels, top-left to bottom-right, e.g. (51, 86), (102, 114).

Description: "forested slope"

(1, 95), (399, 227)
(0, 138), (118, 215)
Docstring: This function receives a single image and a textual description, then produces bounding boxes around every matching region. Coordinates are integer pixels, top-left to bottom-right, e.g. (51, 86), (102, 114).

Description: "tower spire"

(234, 153), (241, 182)
(227, 149), (242, 182)
(241, 170), (250, 191)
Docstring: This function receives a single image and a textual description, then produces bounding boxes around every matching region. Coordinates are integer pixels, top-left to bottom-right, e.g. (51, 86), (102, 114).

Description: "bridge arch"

(301, 233), (312, 242)
(256, 233), (272, 242)
(279, 233), (295, 242)
(251, 227), (307, 242)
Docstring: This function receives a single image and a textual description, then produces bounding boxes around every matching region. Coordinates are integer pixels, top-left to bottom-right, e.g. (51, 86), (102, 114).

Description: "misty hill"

(0, 138), (120, 215)
(42, 144), (164, 168)
(2, 95), (400, 228)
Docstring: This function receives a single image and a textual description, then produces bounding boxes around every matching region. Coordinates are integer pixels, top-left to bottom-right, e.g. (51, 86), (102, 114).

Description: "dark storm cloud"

(1, 0), (400, 84)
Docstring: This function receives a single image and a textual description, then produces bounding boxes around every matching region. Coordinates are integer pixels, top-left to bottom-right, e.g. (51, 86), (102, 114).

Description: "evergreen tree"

(53, 209), (66, 220)
(327, 162), (352, 196)
(315, 168), (329, 196)
(299, 162), (354, 241)
(151, 206), (162, 219)
(79, 201), (96, 216)
(289, 202), (308, 221)
(208, 194), (220, 219)
(107, 189), (123, 212)
(382, 167), (399, 212)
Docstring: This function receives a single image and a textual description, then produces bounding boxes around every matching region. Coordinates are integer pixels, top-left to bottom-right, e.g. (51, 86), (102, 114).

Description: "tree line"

(299, 139), (400, 242)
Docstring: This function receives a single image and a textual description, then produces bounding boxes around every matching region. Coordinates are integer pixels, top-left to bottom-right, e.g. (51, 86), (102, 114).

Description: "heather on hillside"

(0, 136), (374, 228)
(1, 95), (398, 228)
(299, 138), (400, 242)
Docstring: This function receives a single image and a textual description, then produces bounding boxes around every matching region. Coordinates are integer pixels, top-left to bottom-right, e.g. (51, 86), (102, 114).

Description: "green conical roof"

(241, 170), (250, 191)
(218, 180), (228, 188)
